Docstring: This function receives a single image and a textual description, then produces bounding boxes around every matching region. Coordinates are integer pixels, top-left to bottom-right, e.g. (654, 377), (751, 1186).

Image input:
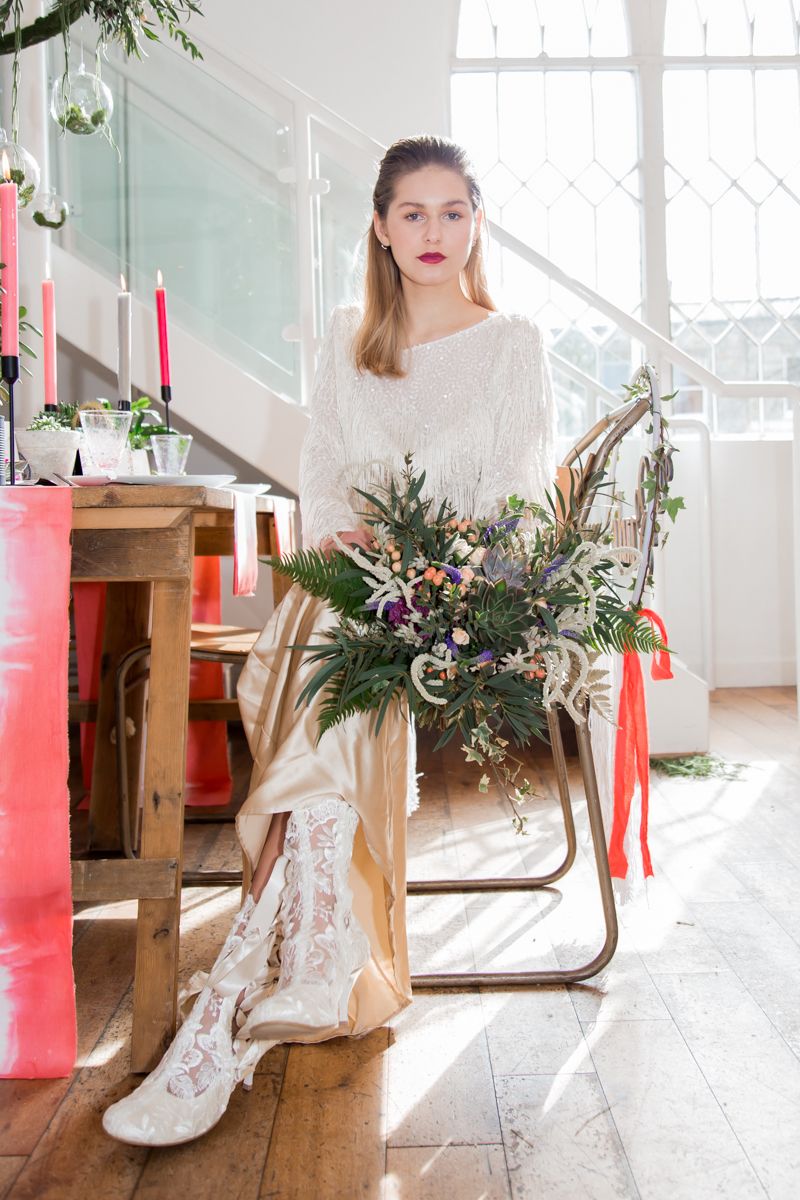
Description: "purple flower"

(386, 598), (410, 626)
(439, 564), (463, 584)
(561, 629), (580, 640)
(475, 649), (494, 664)
(483, 516), (521, 544)
(444, 633), (460, 657)
(539, 555), (567, 580)
(364, 599), (380, 611)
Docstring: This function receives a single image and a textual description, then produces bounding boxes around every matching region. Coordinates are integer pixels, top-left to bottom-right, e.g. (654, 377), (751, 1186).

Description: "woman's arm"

(298, 307), (368, 554)
(487, 317), (559, 530)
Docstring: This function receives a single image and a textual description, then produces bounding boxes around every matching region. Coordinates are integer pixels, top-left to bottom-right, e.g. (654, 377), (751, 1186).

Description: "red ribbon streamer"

(607, 608), (672, 880)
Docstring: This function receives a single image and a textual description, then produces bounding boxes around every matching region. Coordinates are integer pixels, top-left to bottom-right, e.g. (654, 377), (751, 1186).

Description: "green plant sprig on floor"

(650, 754), (745, 781)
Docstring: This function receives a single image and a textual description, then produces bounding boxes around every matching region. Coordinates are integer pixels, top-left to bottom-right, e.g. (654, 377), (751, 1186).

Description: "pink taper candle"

(155, 269), (171, 387)
(0, 152), (20, 358)
(42, 277), (57, 408)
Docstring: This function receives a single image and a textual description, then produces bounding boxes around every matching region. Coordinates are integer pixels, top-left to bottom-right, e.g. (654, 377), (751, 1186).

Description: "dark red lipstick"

(418, 253), (446, 263)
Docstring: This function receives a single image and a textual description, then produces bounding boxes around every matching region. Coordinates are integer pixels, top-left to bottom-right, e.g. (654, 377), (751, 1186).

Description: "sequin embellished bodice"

(298, 303), (557, 549)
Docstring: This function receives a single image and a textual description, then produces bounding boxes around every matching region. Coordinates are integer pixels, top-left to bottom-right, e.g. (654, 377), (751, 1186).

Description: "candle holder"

(2, 355), (20, 485)
(160, 384), (172, 431)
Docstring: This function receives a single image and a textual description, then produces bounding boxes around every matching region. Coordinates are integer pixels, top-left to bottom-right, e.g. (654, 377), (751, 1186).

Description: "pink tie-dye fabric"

(0, 488), (76, 1078)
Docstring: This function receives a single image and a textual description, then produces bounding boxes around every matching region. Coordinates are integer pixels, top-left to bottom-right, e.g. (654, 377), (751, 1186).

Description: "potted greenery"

(16, 404), (82, 480)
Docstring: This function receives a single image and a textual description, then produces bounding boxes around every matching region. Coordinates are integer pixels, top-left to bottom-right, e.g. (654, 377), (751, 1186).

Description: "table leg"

(88, 581), (151, 851)
(130, 572), (192, 1073)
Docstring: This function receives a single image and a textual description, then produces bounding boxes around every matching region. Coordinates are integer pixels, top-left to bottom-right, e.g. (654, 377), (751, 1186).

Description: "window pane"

(752, 0), (797, 53)
(451, 73), (498, 176)
(665, 63), (799, 431)
(664, 0), (705, 54)
(705, 0), (751, 55)
(456, 0), (496, 57)
(493, 0), (542, 56)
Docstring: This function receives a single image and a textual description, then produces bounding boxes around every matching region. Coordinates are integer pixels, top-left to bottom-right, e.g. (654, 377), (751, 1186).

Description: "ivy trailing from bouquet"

(265, 440), (678, 834)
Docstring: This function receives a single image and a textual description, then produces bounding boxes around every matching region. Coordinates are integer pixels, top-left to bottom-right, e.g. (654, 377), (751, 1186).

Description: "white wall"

(197, 0), (459, 147)
(657, 436), (795, 688)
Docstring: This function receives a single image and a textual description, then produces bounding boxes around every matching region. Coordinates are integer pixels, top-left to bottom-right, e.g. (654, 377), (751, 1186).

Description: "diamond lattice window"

(453, 0), (800, 436)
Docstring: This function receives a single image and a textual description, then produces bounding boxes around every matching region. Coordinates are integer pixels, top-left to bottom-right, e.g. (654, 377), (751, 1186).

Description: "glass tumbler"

(78, 409), (132, 479)
(149, 433), (193, 475)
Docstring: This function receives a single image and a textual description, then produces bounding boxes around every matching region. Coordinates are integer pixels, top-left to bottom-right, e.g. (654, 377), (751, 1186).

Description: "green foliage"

(263, 547), (374, 620)
(0, 2), (204, 60)
(650, 754), (745, 781)
(128, 396), (170, 448)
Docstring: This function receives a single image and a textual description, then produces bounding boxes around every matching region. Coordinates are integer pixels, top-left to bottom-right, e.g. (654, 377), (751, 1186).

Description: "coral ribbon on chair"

(607, 608), (672, 880)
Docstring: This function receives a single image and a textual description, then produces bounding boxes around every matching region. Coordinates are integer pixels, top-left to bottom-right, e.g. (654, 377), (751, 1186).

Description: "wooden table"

(68, 483), (293, 1072)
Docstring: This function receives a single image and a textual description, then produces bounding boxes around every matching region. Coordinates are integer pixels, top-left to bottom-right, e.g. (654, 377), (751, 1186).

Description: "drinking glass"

(150, 433), (193, 476)
(78, 410), (132, 479)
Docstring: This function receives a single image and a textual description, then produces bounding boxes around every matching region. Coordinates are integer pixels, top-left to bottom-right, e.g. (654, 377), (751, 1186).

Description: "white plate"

(227, 482), (272, 495)
(112, 474), (237, 487)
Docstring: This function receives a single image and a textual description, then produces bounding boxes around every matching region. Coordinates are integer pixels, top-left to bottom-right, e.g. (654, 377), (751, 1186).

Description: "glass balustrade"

(47, 36), (300, 400)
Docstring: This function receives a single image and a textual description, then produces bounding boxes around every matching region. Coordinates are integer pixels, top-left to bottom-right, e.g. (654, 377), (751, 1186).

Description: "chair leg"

(115, 642), (244, 887)
(409, 709), (619, 988)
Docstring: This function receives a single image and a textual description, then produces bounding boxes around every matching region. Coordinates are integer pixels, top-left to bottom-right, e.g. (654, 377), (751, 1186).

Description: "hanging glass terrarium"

(29, 187), (70, 231)
(50, 64), (113, 137)
(0, 129), (41, 209)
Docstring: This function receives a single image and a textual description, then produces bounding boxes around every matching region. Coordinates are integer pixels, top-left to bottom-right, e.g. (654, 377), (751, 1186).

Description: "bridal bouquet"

(265, 453), (669, 833)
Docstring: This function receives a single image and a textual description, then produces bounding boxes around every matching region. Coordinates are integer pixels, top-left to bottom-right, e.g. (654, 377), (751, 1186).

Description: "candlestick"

(42, 275), (58, 412)
(155, 270), (172, 430)
(0, 153), (20, 359)
(2, 354), (19, 485)
(117, 273), (132, 410)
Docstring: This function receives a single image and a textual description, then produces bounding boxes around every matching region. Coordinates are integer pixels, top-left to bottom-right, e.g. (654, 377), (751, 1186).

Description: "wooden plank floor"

(2, 687), (799, 1199)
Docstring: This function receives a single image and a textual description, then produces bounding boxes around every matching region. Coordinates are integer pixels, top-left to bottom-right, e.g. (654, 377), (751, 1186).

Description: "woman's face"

(373, 165), (481, 288)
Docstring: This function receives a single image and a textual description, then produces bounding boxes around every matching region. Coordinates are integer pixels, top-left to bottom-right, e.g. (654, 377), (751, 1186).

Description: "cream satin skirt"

(235, 582), (417, 1041)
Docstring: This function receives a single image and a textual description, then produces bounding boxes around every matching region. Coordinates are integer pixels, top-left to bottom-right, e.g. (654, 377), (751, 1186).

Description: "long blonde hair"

(352, 135), (496, 379)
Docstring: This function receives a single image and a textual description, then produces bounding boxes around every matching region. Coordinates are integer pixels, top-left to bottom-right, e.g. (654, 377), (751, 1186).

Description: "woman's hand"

(319, 527), (375, 559)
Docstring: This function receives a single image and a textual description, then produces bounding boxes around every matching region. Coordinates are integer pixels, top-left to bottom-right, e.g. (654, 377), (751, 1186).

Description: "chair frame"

(114, 365), (665, 985)
(408, 363), (664, 989)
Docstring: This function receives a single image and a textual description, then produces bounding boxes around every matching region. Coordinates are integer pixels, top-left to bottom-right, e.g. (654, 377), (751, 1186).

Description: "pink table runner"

(0, 489), (76, 1078)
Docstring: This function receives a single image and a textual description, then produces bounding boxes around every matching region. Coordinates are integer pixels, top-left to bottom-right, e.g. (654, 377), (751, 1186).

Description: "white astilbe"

(500, 647), (541, 673)
(410, 647), (456, 705)
(370, 521), (392, 549)
(556, 605), (592, 637)
(330, 532), (425, 623)
(393, 625), (426, 648)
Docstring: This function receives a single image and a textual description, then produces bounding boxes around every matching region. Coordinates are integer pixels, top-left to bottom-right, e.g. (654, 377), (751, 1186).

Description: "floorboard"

(3, 691), (798, 1198)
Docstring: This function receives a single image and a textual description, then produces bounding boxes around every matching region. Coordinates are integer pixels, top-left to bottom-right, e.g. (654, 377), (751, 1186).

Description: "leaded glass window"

(453, 0), (799, 436)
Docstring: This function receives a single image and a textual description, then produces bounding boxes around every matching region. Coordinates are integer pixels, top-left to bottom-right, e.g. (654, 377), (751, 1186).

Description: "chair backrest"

(560, 364), (669, 608)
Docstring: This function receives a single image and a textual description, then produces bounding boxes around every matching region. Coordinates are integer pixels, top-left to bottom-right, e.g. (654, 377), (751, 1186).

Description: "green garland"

(0, 2), (203, 59)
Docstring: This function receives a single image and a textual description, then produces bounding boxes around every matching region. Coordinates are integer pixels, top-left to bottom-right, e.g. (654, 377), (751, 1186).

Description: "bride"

(103, 133), (559, 1146)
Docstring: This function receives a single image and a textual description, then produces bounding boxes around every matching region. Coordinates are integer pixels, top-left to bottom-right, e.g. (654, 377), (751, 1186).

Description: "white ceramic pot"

(15, 428), (83, 480)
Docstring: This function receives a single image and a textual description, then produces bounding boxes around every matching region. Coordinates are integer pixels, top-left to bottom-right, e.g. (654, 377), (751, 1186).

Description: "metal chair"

(410, 362), (668, 988)
(115, 364), (668, 984)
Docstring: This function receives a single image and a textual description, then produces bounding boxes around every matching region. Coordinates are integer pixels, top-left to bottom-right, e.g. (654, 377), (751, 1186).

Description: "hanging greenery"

(0, 3), (203, 61)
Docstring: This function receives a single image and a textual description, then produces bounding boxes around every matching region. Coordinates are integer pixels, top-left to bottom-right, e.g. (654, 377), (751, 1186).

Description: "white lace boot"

(102, 856), (288, 1147)
(237, 797), (370, 1043)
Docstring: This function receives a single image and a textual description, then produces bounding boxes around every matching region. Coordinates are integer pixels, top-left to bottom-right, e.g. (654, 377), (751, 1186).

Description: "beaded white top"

(298, 303), (557, 550)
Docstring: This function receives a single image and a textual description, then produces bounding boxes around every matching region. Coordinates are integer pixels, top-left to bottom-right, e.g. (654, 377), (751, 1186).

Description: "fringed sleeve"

(485, 316), (558, 529)
(298, 306), (361, 550)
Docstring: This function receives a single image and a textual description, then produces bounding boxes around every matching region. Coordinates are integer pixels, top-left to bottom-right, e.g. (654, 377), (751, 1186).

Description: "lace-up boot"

(102, 855), (288, 1147)
(238, 797), (370, 1042)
